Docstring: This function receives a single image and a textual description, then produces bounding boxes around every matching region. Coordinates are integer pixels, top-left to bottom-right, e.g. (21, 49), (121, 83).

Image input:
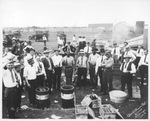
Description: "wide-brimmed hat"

(54, 49), (60, 52)
(79, 49), (85, 53)
(125, 45), (130, 49)
(105, 51), (111, 55)
(43, 50), (50, 54)
(14, 62), (21, 68)
(92, 47), (98, 51)
(100, 49), (105, 53)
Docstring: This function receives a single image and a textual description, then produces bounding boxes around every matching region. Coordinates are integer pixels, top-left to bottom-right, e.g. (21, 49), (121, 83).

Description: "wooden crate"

(75, 105), (88, 119)
(81, 94), (101, 108)
(99, 104), (116, 119)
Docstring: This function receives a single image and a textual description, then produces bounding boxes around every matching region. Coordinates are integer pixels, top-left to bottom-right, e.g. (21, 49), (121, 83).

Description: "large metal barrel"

(61, 85), (75, 109)
(35, 87), (50, 109)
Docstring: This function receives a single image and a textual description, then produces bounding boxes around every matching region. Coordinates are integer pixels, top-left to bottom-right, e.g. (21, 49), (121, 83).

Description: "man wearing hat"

(88, 47), (100, 90)
(111, 42), (121, 63)
(76, 49), (88, 90)
(120, 55), (136, 99)
(52, 49), (63, 91)
(41, 50), (54, 93)
(23, 56), (38, 106)
(2, 60), (19, 118)
(123, 45), (136, 62)
(95, 49), (107, 92)
(62, 51), (75, 85)
(101, 51), (114, 95)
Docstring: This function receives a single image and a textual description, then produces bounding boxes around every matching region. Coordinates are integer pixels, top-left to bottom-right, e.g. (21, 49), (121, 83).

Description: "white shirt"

(42, 36), (47, 41)
(120, 62), (136, 73)
(111, 47), (121, 56)
(76, 56), (88, 68)
(2, 69), (18, 88)
(136, 48), (144, 57)
(84, 46), (92, 53)
(57, 36), (64, 45)
(123, 50), (136, 62)
(138, 54), (149, 66)
(88, 53), (100, 65)
(95, 55), (107, 73)
(24, 53), (32, 66)
(23, 64), (37, 80)
(52, 55), (63, 67)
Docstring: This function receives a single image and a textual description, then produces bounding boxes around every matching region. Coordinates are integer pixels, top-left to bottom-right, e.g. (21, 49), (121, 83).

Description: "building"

(88, 23), (113, 32)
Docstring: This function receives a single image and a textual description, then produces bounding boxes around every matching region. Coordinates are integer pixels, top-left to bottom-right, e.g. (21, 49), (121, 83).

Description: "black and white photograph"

(1, 0), (149, 119)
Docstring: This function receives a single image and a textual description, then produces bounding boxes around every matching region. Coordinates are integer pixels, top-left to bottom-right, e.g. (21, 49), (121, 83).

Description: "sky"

(0, 0), (150, 27)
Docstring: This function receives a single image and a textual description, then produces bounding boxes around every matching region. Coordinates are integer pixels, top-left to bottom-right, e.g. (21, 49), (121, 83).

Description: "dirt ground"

(2, 31), (148, 119)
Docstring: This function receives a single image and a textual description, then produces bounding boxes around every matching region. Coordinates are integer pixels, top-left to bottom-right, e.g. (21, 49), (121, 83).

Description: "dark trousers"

(16, 86), (23, 109)
(53, 67), (62, 90)
(97, 67), (103, 91)
(46, 70), (53, 92)
(28, 79), (36, 104)
(134, 57), (141, 69)
(5, 87), (17, 118)
(89, 66), (97, 89)
(36, 74), (45, 88)
(102, 69), (113, 93)
(44, 40), (46, 46)
(139, 65), (148, 86)
(65, 67), (73, 85)
(77, 68), (87, 88)
(121, 73), (133, 98)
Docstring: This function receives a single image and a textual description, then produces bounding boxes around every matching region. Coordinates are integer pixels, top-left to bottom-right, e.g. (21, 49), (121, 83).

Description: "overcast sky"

(0, 0), (150, 27)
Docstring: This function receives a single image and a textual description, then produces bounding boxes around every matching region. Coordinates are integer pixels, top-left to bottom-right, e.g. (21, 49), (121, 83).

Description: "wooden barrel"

(61, 85), (75, 109)
(35, 87), (50, 109)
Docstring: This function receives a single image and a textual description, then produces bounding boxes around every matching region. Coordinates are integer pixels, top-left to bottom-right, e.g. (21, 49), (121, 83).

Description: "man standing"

(76, 49), (88, 90)
(111, 43), (121, 63)
(23, 56), (38, 106)
(101, 51), (114, 95)
(134, 45), (144, 69)
(84, 42), (92, 57)
(88, 47), (100, 90)
(42, 34), (47, 47)
(41, 50), (54, 93)
(95, 49), (107, 92)
(120, 55), (136, 99)
(2, 61), (19, 118)
(52, 49), (63, 91)
(137, 50), (148, 86)
(62, 52), (75, 85)
(123, 45), (136, 62)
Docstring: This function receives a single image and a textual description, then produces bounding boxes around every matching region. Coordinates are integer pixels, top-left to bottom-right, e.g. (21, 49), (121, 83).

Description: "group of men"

(2, 36), (149, 118)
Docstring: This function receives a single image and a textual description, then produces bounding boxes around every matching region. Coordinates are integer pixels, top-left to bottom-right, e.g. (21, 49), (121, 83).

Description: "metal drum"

(61, 85), (75, 109)
(35, 87), (50, 109)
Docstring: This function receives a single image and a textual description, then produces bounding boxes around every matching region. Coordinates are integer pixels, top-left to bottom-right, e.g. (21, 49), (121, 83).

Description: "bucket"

(109, 90), (127, 103)
(61, 85), (75, 109)
(35, 87), (50, 109)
